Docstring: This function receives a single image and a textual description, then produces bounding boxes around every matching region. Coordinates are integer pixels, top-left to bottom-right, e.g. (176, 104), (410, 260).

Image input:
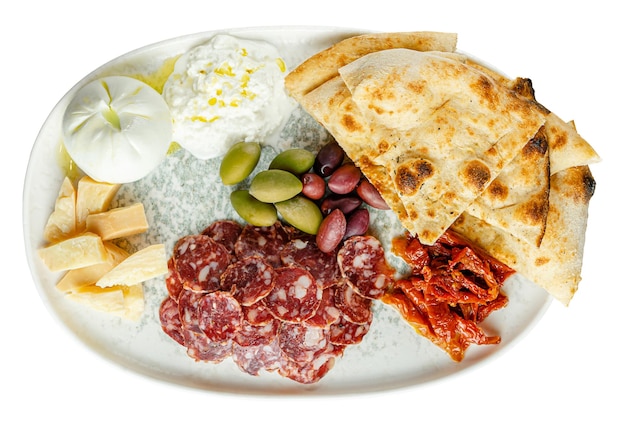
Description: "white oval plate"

(23, 26), (551, 395)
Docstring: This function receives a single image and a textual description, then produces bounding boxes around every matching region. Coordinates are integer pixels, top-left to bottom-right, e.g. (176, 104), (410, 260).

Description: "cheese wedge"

(56, 242), (130, 293)
(43, 176), (77, 243)
(96, 244), (168, 287)
(86, 203), (149, 240)
(67, 285), (126, 317)
(38, 232), (107, 272)
(123, 284), (145, 321)
(75, 176), (121, 232)
(67, 284), (145, 320)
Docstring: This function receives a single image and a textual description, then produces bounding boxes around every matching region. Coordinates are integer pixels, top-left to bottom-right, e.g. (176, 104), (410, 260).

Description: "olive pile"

(219, 140), (389, 253)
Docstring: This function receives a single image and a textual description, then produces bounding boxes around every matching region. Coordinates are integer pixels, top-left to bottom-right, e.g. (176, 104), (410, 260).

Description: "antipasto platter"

(23, 26), (597, 394)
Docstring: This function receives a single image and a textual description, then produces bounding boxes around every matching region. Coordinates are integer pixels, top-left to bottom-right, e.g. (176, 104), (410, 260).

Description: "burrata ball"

(62, 76), (173, 184)
(162, 34), (295, 160)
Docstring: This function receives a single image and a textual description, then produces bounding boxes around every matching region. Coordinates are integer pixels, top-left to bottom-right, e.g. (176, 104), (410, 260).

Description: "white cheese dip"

(162, 34), (295, 159)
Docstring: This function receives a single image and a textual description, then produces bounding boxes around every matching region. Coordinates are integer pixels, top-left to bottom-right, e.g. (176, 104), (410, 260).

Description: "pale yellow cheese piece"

(67, 284), (145, 320)
(38, 232), (107, 272)
(56, 242), (130, 293)
(43, 177), (77, 243)
(123, 284), (145, 321)
(96, 244), (168, 287)
(67, 285), (126, 317)
(85, 203), (149, 241)
(75, 176), (121, 232)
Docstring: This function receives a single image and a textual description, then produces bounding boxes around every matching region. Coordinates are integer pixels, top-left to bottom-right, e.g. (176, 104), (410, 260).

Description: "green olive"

(249, 169), (303, 203)
(275, 195), (323, 235)
(230, 190), (277, 227)
(219, 142), (261, 185)
(268, 148), (315, 175)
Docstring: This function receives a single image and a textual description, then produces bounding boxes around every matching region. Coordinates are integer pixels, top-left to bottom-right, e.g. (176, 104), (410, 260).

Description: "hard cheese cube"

(85, 203), (149, 240)
(123, 284), (145, 321)
(67, 285), (126, 316)
(56, 242), (130, 293)
(75, 176), (121, 232)
(43, 176), (77, 243)
(67, 284), (145, 321)
(38, 232), (107, 272)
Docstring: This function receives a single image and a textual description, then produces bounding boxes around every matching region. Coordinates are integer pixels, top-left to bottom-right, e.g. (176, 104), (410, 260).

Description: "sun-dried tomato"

(384, 230), (514, 362)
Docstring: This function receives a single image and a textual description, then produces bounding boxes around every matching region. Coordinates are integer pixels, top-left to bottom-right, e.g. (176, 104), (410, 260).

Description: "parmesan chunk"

(66, 279), (145, 320)
(96, 244), (168, 287)
(43, 176), (77, 243)
(86, 203), (149, 240)
(38, 232), (107, 272)
(75, 176), (121, 232)
(123, 284), (145, 321)
(67, 285), (126, 316)
(56, 242), (130, 293)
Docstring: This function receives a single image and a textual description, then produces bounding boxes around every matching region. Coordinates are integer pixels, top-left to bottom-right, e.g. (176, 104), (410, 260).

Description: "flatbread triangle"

(306, 48), (548, 245)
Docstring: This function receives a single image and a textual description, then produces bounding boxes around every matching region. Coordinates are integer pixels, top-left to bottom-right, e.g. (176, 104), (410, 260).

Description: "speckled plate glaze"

(23, 26), (551, 395)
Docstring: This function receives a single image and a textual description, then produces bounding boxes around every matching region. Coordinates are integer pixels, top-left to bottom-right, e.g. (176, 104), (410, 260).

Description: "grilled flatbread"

(452, 166), (595, 305)
(285, 31), (458, 102)
(465, 63), (601, 173)
(465, 125), (550, 247)
(334, 49), (548, 245)
(544, 114), (600, 174)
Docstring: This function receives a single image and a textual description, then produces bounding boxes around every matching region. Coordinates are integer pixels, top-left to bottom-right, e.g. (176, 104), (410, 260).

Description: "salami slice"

(234, 317), (279, 347)
(177, 289), (205, 331)
(280, 237), (341, 289)
(234, 222), (292, 267)
(241, 302), (275, 326)
(232, 337), (282, 376)
(183, 328), (233, 363)
(333, 279), (373, 324)
(305, 286), (341, 328)
(198, 291), (243, 343)
(262, 266), (322, 323)
(220, 256), (275, 306)
(159, 297), (185, 346)
(278, 343), (343, 384)
(337, 235), (394, 299)
(174, 234), (232, 293)
(165, 258), (183, 301)
(329, 314), (372, 345)
(202, 219), (243, 252)
(277, 322), (329, 362)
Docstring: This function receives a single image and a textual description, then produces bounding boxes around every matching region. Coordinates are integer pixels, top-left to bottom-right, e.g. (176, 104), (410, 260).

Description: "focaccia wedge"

(285, 31), (458, 102)
(465, 125), (551, 247)
(465, 62), (600, 173)
(317, 48), (548, 244)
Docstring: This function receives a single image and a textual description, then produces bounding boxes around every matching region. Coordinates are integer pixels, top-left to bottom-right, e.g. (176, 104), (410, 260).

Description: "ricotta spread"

(162, 34), (295, 159)
(62, 76), (173, 184)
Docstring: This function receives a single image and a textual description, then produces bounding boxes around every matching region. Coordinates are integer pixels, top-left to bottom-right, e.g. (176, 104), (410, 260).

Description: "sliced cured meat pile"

(158, 220), (391, 384)
(382, 230), (514, 362)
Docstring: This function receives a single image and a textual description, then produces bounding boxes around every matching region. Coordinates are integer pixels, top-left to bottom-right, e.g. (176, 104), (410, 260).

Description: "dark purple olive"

(356, 179), (390, 210)
(301, 173), (326, 200)
(316, 209), (346, 253)
(314, 140), (345, 177)
(344, 208), (370, 239)
(327, 163), (361, 195)
(320, 195), (362, 215)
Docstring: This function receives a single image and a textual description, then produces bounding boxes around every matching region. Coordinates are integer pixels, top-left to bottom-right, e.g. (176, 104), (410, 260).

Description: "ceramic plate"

(23, 26), (551, 395)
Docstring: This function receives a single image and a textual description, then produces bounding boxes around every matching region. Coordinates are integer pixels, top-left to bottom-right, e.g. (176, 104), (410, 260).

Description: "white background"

(4, 1), (623, 421)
